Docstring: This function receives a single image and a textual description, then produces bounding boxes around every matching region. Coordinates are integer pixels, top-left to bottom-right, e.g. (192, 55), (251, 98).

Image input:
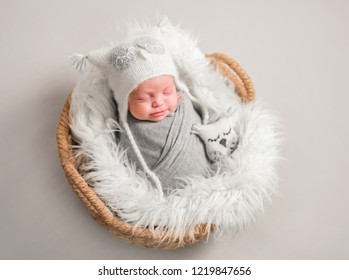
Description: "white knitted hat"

(78, 34), (181, 194)
(87, 35), (180, 124)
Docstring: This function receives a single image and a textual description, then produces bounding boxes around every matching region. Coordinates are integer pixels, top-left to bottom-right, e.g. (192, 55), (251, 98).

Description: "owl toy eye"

(208, 135), (220, 142)
(223, 128), (232, 136)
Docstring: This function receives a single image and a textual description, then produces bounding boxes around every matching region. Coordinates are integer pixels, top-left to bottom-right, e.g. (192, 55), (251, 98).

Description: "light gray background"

(1, 0), (348, 259)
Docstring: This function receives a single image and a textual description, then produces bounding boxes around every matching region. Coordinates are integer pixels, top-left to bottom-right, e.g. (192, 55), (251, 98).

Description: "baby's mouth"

(151, 109), (167, 117)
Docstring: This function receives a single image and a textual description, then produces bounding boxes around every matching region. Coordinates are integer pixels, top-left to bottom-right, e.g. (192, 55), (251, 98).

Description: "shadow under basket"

(56, 53), (255, 249)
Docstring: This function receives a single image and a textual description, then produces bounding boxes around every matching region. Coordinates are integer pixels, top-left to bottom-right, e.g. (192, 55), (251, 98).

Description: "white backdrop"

(1, 0), (348, 259)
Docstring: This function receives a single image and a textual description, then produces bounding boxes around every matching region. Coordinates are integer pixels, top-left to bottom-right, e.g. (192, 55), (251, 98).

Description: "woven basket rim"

(56, 52), (255, 249)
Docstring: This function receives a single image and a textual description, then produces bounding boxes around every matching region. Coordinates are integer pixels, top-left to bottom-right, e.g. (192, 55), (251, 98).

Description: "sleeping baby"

(121, 74), (211, 190)
(82, 34), (211, 191)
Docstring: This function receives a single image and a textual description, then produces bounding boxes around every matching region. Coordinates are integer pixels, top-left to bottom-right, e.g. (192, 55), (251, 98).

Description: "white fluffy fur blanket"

(69, 18), (281, 242)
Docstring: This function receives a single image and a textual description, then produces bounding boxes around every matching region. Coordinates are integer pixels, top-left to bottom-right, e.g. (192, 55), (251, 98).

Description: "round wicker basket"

(56, 53), (255, 249)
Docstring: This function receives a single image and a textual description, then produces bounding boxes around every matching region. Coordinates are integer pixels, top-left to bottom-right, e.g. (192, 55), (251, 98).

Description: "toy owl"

(192, 114), (239, 162)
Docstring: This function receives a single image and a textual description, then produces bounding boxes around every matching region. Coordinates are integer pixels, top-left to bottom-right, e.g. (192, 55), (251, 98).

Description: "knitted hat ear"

(69, 48), (110, 73)
(86, 48), (110, 71)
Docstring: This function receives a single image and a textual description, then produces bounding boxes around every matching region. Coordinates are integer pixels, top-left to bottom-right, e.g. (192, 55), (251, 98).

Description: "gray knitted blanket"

(119, 95), (210, 189)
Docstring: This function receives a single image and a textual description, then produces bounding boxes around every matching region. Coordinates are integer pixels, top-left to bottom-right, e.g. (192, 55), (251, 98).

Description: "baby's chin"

(148, 114), (168, 122)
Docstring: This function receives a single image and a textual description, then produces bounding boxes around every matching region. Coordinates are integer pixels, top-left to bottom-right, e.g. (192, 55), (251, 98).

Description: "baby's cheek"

(170, 96), (181, 111)
(129, 103), (147, 119)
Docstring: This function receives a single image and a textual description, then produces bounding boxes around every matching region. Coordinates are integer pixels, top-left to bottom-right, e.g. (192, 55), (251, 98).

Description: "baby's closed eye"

(135, 95), (150, 102)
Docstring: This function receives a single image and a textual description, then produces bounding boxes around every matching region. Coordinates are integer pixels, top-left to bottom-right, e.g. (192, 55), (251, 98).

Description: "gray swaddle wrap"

(119, 95), (210, 189)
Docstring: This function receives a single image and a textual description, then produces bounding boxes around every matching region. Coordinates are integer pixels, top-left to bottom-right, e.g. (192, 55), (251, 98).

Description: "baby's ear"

(177, 92), (184, 102)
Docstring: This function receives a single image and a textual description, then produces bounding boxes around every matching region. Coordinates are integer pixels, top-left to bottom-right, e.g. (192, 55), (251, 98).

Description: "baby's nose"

(152, 96), (164, 107)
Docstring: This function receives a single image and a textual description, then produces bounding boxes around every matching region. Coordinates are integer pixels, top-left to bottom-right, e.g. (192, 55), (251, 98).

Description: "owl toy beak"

(219, 138), (227, 147)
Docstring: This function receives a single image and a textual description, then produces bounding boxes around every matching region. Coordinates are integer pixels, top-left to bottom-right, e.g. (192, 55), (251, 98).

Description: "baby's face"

(128, 75), (182, 122)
